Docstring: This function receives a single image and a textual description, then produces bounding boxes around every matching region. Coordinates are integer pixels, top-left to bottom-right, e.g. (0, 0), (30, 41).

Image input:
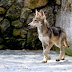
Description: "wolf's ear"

(40, 9), (44, 16)
(35, 9), (40, 16)
(35, 9), (38, 16)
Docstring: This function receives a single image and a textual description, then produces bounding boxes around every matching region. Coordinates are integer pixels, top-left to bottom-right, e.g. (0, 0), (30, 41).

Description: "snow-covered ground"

(0, 50), (72, 72)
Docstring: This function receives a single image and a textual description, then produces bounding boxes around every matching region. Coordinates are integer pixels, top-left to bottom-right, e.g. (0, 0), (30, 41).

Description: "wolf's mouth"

(28, 24), (36, 29)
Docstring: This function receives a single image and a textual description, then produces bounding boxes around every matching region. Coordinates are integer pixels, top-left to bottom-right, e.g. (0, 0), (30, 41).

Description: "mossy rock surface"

(0, 0), (15, 9)
(13, 29), (21, 36)
(0, 16), (3, 22)
(4, 37), (23, 50)
(2, 27), (13, 38)
(0, 7), (5, 15)
(13, 29), (27, 38)
(26, 13), (34, 24)
(0, 37), (3, 44)
(12, 20), (23, 28)
(16, 0), (24, 7)
(6, 5), (21, 20)
(17, 38), (26, 48)
(20, 29), (27, 38)
(0, 45), (4, 49)
(24, 0), (48, 9)
(20, 8), (32, 22)
(0, 19), (10, 32)
(26, 29), (42, 50)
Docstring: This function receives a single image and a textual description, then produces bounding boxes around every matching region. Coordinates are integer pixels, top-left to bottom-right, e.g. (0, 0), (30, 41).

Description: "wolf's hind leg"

(61, 47), (65, 60)
(56, 46), (65, 61)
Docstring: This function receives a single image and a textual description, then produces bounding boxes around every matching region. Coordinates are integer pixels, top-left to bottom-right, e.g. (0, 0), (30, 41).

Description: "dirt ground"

(0, 50), (72, 72)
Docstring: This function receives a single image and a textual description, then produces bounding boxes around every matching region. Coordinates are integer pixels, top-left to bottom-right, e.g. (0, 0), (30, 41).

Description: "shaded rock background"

(56, 0), (72, 42)
(0, 0), (72, 54)
(55, 0), (72, 56)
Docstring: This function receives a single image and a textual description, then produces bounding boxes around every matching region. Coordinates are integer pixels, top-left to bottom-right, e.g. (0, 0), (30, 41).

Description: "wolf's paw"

(41, 61), (47, 63)
(56, 58), (60, 61)
(61, 58), (65, 60)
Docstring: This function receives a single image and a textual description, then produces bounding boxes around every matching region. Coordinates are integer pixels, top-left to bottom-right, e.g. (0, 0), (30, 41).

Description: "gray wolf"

(28, 9), (69, 63)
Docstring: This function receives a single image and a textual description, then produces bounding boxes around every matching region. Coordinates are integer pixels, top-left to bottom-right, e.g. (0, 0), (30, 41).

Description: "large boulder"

(24, 0), (48, 9)
(6, 5), (21, 20)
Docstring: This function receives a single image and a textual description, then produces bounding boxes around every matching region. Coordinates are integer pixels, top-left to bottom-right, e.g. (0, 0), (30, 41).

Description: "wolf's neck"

(37, 24), (48, 36)
(37, 26), (43, 35)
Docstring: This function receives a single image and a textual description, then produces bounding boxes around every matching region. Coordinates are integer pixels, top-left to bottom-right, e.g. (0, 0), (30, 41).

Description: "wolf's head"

(28, 10), (48, 28)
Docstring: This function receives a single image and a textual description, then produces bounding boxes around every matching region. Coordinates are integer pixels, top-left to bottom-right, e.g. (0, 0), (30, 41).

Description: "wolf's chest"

(37, 27), (49, 44)
(38, 34), (49, 44)
(38, 34), (43, 42)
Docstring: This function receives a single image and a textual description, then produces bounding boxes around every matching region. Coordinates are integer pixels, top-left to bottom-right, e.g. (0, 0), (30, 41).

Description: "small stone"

(1, 19), (10, 32)
(13, 29), (20, 36)
(0, 16), (3, 22)
(20, 29), (27, 38)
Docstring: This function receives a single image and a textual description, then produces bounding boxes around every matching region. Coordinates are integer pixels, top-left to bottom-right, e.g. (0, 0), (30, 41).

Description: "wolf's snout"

(28, 23), (31, 26)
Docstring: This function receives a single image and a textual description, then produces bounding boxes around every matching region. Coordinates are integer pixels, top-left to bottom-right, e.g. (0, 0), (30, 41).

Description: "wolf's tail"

(63, 37), (69, 48)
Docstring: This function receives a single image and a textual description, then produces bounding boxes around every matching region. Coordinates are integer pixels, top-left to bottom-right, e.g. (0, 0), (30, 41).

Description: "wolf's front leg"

(42, 49), (50, 63)
(42, 42), (53, 63)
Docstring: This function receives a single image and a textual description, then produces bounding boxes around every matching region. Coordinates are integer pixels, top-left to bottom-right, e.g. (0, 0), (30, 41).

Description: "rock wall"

(56, 0), (72, 42)
(0, 0), (57, 50)
(1, 0), (71, 51)
(56, 11), (72, 42)
(55, 0), (72, 55)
